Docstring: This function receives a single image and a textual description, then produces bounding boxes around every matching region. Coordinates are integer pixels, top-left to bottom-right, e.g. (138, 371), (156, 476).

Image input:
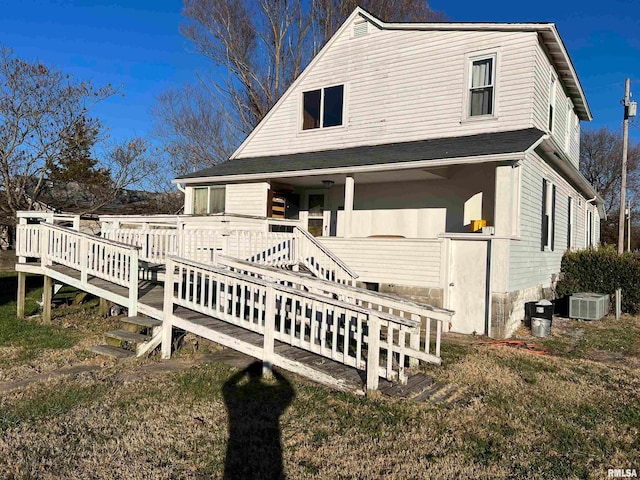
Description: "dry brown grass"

(0, 288), (638, 479)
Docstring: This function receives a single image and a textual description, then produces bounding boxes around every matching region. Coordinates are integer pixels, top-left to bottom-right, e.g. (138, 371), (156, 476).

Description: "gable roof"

(176, 128), (545, 182)
(229, 7), (591, 161)
(356, 7), (591, 121)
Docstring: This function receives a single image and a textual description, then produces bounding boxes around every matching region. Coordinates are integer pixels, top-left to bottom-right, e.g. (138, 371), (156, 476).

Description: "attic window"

(302, 85), (344, 130)
(353, 21), (368, 38)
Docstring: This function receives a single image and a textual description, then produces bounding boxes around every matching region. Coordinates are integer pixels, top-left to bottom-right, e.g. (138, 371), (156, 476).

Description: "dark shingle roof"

(177, 128), (545, 181)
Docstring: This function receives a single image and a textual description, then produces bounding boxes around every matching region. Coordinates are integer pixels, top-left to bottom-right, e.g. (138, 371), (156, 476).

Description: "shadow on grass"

(223, 362), (294, 480)
(0, 272), (42, 307)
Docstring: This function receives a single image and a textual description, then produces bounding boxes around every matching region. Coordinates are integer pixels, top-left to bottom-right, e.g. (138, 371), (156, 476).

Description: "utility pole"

(627, 200), (631, 252)
(618, 79), (631, 254)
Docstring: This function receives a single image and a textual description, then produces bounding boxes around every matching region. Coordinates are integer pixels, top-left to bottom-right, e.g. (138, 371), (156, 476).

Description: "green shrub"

(556, 245), (640, 313)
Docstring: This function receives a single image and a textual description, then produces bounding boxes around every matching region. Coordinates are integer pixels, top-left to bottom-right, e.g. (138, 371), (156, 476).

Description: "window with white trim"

(541, 179), (556, 251)
(193, 186), (225, 215)
(587, 209), (594, 247)
(302, 85), (344, 130)
(469, 56), (496, 117)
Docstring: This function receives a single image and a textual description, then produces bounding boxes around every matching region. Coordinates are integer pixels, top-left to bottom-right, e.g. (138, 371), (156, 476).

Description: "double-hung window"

(469, 56), (495, 117)
(193, 186), (225, 215)
(302, 85), (344, 130)
(541, 179), (556, 251)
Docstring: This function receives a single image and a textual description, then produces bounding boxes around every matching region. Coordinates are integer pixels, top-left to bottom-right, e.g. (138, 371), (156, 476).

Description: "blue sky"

(1, 0), (638, 145)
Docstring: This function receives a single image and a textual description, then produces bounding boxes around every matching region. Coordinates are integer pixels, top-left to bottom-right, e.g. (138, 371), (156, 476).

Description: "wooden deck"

(15, 220), (451, 393)
(44, 263), (367, 392)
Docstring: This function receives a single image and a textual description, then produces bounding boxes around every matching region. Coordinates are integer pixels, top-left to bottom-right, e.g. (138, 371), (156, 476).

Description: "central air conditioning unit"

(569, 293), (609, 321)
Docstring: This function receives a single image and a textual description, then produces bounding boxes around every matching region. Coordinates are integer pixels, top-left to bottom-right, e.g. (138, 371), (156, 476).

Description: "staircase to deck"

(15, 218), (453, 392)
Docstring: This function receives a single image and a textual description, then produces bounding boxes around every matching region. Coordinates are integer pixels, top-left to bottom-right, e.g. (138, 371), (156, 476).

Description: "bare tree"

(580, 127), (640, 216)
(153, 84), (234, 174)
(580, 126), (640, 245)
(312, 0), (445, 43)
(0, 46), (115, 228)
(154, 1), (443, 172)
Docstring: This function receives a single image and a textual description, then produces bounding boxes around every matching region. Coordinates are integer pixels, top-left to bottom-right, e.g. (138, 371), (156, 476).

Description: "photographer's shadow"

(223, 361), (295, 480)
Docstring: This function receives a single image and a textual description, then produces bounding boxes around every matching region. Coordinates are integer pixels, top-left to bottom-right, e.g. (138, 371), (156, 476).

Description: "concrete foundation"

(491, 285), (555, 339)
(356, 281), (444, 308)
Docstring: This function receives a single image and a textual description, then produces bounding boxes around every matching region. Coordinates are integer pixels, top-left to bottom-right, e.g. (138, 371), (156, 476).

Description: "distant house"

(1, 180), (181, 249)
(172, 7), (605, 338)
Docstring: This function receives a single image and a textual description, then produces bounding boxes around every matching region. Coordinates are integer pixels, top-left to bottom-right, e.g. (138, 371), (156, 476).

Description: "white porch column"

(491, 163), (516, 293)
(344, 175), (355, 238)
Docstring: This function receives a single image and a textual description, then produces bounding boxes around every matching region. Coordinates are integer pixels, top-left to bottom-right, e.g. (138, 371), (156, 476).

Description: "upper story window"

(193, 186), (225, 215)
(469, 56), (495, 117)
(302, 85), (344, 130)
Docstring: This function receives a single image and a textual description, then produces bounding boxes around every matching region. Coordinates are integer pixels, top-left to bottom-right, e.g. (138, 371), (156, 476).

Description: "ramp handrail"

(216, 255), (451, 364)
(41, 224), (140, 315)
(293, 227), (358, 284)
(162, 255), (424, 388)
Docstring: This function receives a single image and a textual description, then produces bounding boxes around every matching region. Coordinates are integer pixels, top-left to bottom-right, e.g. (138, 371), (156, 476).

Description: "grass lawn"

(0, 270), (638, 479)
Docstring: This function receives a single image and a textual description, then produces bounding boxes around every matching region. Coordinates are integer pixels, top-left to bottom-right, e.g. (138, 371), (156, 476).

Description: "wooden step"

(122, 316), (162, 329)
(105, 329), (150, 344)
(86, 345), (135, 360)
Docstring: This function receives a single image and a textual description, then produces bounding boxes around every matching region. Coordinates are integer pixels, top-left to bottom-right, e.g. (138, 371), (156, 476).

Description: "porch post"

(492, 164), (514, 293)
(42, 275), (53, 324)
(344, 175), (355, 238)
(17, 272), (26, 319)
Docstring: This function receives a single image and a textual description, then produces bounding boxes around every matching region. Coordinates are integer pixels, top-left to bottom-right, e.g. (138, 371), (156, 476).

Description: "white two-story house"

(173, 7), (605, 339)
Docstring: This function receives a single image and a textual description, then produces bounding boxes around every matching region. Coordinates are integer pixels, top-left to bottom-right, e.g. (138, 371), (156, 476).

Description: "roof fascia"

(173, 152), (524, 185)
(536, 139), (606, 218)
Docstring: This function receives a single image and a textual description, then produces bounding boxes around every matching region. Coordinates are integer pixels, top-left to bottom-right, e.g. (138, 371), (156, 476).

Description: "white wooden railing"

(162, 255), (427, 389)
(102, 223), (357, 284)
(41, 224), (140, 315)
(16, 224), (43, 258)
(293, 227), (357, 284)
(105, 227), (179, 263)
(217, 256), (449, 367)
(16, 211), (81, 261)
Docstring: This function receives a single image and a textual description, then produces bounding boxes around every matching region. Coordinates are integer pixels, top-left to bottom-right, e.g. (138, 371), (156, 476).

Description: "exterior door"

(447, 239), (489, 335)
(306, 192), (328, 237)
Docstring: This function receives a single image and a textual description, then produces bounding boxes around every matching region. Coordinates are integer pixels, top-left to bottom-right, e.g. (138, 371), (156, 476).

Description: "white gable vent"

(353, 20), (369, 38)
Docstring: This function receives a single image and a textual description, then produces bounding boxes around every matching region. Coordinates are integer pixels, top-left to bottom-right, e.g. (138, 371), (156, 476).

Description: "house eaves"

(537, 138), (606, 218)
(175, 128), (545, 184)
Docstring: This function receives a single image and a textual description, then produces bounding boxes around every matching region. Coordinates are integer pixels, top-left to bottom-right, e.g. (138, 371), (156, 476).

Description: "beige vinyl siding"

(234, 20), (539, 159)
(319, 237), (442, 288)
(509, 150), (588, 291)
(225, 183), (269, 217)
